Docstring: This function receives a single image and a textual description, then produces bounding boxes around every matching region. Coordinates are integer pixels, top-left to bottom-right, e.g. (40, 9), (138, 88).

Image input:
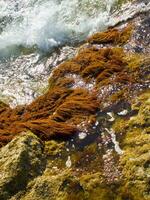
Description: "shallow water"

(0, 0), (149, 107)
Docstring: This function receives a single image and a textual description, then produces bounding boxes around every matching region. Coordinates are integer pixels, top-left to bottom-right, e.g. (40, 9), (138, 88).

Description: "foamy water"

(0, 0), (116, 53)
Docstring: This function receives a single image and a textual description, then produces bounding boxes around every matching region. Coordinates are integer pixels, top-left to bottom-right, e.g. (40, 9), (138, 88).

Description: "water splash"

(0, 0), (116, 53)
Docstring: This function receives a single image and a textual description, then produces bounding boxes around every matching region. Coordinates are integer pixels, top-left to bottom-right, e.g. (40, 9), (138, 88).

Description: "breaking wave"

(0, 0), (116, 53)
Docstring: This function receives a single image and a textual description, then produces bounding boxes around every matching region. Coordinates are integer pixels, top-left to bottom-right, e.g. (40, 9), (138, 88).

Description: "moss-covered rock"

(1, 92), (149, 200)
(0, 131), (45, 200)
(44, 140), (65, 156)
(116, 91), (150, 200)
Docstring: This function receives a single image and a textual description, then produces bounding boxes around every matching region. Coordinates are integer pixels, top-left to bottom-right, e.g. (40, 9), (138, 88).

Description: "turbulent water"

(0, 0), (116, 54)
(0, 0), (149, 106)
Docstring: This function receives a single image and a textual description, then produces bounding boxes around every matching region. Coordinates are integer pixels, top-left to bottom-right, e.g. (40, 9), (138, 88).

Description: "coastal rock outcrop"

(0, 131), (45, 200)
(0, 6), (149, 200)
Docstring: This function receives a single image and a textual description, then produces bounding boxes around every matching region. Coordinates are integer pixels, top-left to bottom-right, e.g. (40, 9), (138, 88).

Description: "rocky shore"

(0, 9), (149, 200)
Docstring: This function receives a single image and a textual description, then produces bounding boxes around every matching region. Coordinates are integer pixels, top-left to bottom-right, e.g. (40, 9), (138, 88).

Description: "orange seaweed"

(0, 25), (146, 146)
(87, 25), (132, 45)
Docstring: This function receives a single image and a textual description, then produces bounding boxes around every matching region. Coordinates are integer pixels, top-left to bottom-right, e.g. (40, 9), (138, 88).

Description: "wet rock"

(0, 90), (149, 200)
(0, 101), (8, 109)
(15, 170), (78, 200)
(113, 91), (150, 200)
(0, 46), (76, 107)
(0, 131), (45, 200)
(11, 169), (115, 200)
(44, 140), (65, 156)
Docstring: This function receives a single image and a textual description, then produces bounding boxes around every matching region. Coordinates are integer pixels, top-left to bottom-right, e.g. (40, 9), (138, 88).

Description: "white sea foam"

(0, 0), (116, 52)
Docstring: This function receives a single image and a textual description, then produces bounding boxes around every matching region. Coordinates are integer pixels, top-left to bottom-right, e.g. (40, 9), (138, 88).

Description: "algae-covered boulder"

(0, 131), (46, 200)
(0, 87), (149, 200)
(13, 170), (116, 200)
(16, 170), (85, 200)
(119, 92), (150, 200)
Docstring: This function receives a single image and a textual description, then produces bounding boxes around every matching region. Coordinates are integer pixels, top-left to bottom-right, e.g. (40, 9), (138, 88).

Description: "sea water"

(0, 0), (149, 106)
(0, 0), (116, 54)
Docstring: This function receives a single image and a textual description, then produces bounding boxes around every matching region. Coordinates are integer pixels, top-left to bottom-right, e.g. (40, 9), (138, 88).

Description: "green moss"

(114, 0), (134, 9)
(118, 91), (150, 200)
(19, 45), (38, 55)
(44, 140), (65, 156)
(71, 142), (104, 173)
(125, 54), (145, 70)
(129, 93), (150, 126)
(58, 177), (85, 200)
(120, 142), (150, 199)
(80, 173), (104, 190)
(113, 118), (127, 134)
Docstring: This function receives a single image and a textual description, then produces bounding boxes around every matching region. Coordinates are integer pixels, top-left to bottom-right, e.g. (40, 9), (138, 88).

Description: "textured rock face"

(0, 46), (76, 107)
(0, 6), (149, 200)
(1, 102), (148, 200)
(114, 92), (150, 200)
(0, 131), (45, 200)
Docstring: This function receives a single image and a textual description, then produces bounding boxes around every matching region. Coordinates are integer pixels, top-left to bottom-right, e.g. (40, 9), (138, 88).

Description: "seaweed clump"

(0, 24), (148, 145)
(0, 87), (98, 145)
(87, 25), (132, 45)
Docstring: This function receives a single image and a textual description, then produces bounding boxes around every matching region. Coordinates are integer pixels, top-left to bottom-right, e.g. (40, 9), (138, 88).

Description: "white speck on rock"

(52, 166), (58, 170)
(95, 121), (99, 126)
(107, 112), (115, 122)
(105, 128), (123, 155)
(78, 132), (87, 140)
(118, 110), (128, 116)
(66, 156), (72, 168)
